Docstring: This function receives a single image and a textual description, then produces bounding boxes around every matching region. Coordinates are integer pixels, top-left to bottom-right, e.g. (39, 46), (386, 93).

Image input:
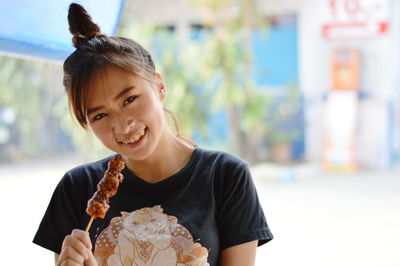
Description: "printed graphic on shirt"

(94, 205), (209, 266)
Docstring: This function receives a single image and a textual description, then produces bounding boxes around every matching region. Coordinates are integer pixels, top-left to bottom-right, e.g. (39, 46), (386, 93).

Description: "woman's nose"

(113, 115), (136, 134)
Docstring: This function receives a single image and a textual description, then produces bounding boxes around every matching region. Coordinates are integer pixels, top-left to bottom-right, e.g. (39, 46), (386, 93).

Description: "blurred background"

(0, 0), (399, 265)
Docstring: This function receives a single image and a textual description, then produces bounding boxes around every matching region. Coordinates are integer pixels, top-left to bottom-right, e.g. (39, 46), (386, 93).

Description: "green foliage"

(241, 91), (272, 133)
(118, 21), (210, 139)
(0, 55), (112, 161)
(119, 0), (275, 162)
(264, 84), (303, 145)
(0, 0), (298, 164)
(183, 0), (272, 160)
(52, 95), (112, 161)
(183, 0), (231, 9)
(155, 30), (209, 137)
(0, 56), (47, 157)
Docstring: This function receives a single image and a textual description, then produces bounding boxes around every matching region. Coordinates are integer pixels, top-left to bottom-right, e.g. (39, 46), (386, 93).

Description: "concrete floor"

(253, 164), (400, 266)
(1, 158), (399, 266)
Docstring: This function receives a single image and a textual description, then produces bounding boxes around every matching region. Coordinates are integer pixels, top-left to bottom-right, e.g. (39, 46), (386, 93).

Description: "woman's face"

(86, 64), (166, 161)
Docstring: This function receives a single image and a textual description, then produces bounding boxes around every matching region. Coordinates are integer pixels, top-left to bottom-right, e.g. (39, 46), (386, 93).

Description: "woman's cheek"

(91, 124), (110, 143)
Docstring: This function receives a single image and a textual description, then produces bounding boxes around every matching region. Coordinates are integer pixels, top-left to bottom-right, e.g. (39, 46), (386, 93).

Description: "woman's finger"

(61, 234), (89, 260)
(84, 248), (98, 266)
(58, 258), (82, 266)
(57, 246), (85, 265)
(57, 229), (94, 266)
(71, 229), (93, 249)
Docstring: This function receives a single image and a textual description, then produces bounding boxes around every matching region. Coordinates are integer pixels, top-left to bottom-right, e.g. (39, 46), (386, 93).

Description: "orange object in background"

(331, 48), (360, 91)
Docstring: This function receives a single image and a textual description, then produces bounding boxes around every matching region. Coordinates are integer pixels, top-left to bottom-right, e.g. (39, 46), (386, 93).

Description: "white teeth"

(121, 129), (145, 144)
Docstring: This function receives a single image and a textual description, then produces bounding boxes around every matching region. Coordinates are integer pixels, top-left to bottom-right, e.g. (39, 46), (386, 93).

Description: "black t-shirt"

(33, 146), (273, 265)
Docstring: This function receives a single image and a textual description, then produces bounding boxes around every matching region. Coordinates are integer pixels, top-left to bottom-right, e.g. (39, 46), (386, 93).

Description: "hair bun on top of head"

(68, 3), (106, 47)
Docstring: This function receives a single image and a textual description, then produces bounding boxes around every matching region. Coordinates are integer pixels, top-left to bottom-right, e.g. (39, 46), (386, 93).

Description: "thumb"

(84, 248), (97, 266)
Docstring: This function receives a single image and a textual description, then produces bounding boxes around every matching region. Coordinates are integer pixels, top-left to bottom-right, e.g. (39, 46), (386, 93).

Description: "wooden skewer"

(85, 216), (95, 232)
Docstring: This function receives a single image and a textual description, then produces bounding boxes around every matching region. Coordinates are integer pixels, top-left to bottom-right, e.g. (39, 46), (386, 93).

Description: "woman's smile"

(118, 127), (148, 148)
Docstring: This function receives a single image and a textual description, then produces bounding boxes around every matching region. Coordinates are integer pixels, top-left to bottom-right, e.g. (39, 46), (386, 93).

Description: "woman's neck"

(125, 129), (195, 183)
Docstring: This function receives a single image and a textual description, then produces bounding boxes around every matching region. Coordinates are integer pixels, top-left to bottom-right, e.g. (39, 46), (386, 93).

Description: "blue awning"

(0, 0), (124, 62)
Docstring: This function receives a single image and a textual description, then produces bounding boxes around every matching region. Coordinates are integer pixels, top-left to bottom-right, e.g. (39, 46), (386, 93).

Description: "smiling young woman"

(33, 3), (273, 266)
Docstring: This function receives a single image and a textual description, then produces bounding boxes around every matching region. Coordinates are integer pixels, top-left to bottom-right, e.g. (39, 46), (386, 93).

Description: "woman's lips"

(121, 127), (147, 148)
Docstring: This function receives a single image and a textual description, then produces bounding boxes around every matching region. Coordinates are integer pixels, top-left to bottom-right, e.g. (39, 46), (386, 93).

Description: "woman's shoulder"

(195, 146), (249, 169)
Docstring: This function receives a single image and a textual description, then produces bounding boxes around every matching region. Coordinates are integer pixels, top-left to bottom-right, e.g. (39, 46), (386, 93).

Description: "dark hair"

(64, 3), (156, 129)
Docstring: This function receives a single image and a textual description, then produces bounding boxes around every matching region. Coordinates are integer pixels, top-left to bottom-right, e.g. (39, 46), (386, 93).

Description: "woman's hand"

(56, 229), (97, 266)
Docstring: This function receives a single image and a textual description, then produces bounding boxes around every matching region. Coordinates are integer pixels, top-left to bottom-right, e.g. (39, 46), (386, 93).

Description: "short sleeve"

(216, 163), (273, 250)
(33, 172), (85, 254)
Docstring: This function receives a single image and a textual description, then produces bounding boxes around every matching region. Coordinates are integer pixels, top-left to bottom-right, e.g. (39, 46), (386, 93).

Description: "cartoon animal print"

(94, 205), (209, 266)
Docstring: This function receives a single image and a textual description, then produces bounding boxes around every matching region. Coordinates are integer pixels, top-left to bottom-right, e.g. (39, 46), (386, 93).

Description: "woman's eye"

(92, 113), (107, 121)
(123, 96), (137, 107)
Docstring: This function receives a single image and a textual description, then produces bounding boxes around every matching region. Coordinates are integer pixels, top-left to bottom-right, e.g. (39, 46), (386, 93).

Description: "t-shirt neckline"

(121, 146), (200, 187)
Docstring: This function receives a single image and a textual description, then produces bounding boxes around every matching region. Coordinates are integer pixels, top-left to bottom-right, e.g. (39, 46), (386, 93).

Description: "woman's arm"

(219, 240), (258, 266)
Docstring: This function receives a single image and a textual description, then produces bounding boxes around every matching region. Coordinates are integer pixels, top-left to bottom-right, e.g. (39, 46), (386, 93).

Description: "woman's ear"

(155, 72), (166, 101)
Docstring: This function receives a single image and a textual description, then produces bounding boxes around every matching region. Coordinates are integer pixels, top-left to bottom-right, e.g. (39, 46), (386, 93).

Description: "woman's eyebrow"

(114, 86), (136, 101)
(87, 106), (104, 116)
(87, 86), (137, 116)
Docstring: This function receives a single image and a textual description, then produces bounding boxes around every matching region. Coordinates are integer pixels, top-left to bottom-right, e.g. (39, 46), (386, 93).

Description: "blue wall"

(193, 16), (304, 160)
(252, 25), (298, 87)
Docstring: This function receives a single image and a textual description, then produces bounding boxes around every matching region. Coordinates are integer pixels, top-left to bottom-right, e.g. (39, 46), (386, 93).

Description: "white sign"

(321, 0), (389, 39)
(323, 90), (358, 171)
